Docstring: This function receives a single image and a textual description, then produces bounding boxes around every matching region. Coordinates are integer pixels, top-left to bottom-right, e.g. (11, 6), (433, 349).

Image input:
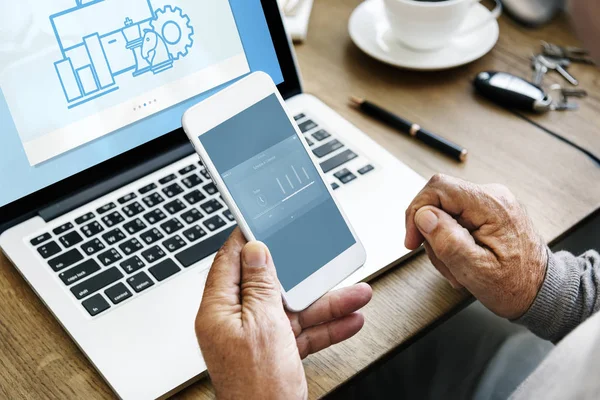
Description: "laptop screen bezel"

(0, 0), (302, 231)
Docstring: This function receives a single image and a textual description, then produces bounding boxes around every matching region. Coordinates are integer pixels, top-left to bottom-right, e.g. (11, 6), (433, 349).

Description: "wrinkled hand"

(195, 229), (372, 400)
(405, 174), (548, 320)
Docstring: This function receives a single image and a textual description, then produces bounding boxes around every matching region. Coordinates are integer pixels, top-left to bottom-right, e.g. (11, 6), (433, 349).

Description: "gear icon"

(150, 5), (194, 61)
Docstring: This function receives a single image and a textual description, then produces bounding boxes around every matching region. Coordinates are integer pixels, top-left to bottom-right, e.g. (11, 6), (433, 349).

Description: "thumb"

(240, 241), (282, 308)
(414, 206), (487, 274)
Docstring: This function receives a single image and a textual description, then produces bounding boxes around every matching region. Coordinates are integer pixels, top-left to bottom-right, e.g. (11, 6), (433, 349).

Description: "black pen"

(350, 97), (468, 162)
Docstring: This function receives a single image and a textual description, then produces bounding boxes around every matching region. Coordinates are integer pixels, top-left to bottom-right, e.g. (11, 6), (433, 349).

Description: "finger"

(296, 312), (365, 359)
(299, 283), (372, 328)
(414, 206), (492, 277)
(404, 174), (486, 250)
(202, 228), (247, 307)
(290, 283), (372, 336)
(423, 242), (463, 290)
(240, 241), (282, 313)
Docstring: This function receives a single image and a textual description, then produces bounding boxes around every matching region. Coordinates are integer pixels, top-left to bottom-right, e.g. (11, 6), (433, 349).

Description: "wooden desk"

(1, 1), (599, 399)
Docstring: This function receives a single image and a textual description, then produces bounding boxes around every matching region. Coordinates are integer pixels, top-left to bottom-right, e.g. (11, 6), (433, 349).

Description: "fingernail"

(415, 209), (438, 234)
(244, 242), (268, 268)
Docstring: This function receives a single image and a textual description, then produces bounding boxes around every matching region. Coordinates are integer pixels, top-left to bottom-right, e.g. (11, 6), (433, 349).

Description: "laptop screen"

(0, 0), (284, 209)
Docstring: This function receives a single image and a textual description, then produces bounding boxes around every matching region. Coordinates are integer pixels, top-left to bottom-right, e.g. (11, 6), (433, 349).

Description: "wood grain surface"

(1, 1), (599, 399)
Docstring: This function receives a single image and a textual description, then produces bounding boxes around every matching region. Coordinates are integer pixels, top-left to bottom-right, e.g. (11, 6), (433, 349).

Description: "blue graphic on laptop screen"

(0, 0), (283, 208)
(51, 1), (195, 109)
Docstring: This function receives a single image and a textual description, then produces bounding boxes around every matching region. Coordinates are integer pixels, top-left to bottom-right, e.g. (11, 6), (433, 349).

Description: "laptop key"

(305, 137), (314, 146)
(164, 199), (186, 215)
(312, 129), (331, 141)
(102, 211), (124, 228)
(183, 189), (206, 205)
(203, 183), (218, 196)
(331, 182), (340, 190)
(358, 164), (375, 175)
(163, 235), (186, 253)
(124, 218), (147, 235)
(98, 248), (123, 267)
(182, 174), (202, 189)
(179, 164), (197, 175)
(320, 150), (358, 173)
(176, 225), (236, 268)
(161, 218), (183, 235)
(120, 256), (145, 274)
(119, 238), (143, 256)
(334, 168), (352, 180)
(122, 201), (144, 218)
(59, 259), (101, 286)
(59, 231), (83, 248)
(82, 294), (110, 317)
(339, 173), (357, 184)
(149, 259), (181, 282)
(31, 233), (51, 246)
(298, 119), (318, 133)
(294, 113), (305, 121)
(158, 174), (177, 185)
(204, 215), (227, 232)
(334, 168), (357, 184)
(142, 192), (165, 208)
(182, 225), (207, 243)
(102, 228), (126, 245)
(127, 271), (154, 293)
(71, 267), (123, 300)
(143, 209), (167, 225)
(75, 212), (95, 225)
(141, 246), (166, 264)
(199, 169), (211, 180)
(105, 283), (132, 305)
(37, 241), (61, 259)
(82, 221), (104, 238)
(139, 183), (157, 194)
(97, 203), (116, 215)
(313, 139), (344, 158)
(181, 209), (203, 224)
(81, 238), (105, 256)
(223, 210), (235, 222)
(48, 249), (84, 272)
(162, 183), (184, 198)
(140, 228), (164, 245)
(200, 199), (223, 215)
(53, 222), (74, 235)
(117, 192), (137, 205)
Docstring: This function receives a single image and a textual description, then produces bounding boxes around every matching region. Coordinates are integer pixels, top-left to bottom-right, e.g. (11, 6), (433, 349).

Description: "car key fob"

(474, 71), (553, 112)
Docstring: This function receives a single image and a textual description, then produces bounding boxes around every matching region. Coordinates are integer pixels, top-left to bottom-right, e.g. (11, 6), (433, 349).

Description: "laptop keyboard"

(27, 112), (375, 318)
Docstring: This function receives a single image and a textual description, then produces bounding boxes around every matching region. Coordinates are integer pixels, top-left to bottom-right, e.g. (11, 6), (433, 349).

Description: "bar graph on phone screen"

(222, 136), (329, 238)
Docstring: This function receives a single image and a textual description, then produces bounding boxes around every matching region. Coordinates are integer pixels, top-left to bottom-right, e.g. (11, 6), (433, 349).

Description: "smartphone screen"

(199, 94), (356, 291)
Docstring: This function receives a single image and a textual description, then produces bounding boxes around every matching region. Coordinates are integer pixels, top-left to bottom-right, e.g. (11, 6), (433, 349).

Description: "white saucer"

(349, 0), (499, 70)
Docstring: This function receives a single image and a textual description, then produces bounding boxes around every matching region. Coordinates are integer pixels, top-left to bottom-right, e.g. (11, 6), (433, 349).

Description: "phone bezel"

(181, 71), (366, 311)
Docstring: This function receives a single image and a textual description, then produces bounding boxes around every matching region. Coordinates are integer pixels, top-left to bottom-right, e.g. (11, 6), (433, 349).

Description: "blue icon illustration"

(50, 1), (195, 109)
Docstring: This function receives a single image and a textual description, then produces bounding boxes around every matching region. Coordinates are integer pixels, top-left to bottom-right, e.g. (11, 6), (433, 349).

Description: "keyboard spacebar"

(176, 225), (236, 267)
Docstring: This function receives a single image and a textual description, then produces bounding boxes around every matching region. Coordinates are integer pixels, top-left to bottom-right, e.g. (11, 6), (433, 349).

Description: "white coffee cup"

(382, 0), (502, 51)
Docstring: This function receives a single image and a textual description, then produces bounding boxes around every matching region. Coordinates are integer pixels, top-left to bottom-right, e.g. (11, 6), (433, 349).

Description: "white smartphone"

(181, 72), (366, 311)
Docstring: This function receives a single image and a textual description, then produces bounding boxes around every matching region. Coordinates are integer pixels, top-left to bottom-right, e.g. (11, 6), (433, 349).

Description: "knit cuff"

(513, 248), (582, 343)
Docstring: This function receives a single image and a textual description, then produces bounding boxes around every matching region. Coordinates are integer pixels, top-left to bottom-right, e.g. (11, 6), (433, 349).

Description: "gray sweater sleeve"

(515, 248), (600, 343)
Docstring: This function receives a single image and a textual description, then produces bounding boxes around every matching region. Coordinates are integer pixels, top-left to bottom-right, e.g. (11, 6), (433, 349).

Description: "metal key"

(551, 102), (579, 111)
(541, 41), (595, 64)
(537, 55), (579, 86)
(548, 85), (586, 111)
(531, 57), (548, 86)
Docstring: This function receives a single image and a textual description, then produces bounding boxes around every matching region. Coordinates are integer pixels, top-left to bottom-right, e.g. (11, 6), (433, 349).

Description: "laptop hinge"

(38, 143), (195, 222)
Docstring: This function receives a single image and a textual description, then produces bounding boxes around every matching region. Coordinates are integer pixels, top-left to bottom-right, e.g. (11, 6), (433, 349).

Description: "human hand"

(195, 228), (372, 400)
(405, 174), (548, 320)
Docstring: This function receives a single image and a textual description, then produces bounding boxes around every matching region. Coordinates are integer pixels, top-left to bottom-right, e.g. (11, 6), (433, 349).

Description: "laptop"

(0, 0), (426, 398)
